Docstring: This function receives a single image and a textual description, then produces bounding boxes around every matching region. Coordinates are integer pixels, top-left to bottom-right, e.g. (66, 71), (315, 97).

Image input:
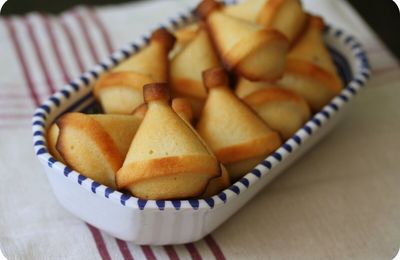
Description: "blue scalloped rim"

(32, 3), (370, 211)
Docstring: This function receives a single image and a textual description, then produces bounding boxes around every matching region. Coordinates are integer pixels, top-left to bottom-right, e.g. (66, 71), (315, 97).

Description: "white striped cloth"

(0, 0), (399, 259)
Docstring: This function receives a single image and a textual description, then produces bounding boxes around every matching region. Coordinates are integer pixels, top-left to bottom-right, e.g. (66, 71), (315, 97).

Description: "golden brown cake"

(170, 27), (221, 118)
(243, 87), (311, 139)
(278, 15), (342, 111)
(196, 0), (289, 81)
(117, 83), (221, 200)
(170, 23), (201, 58)
(130, 97), (195, 125)
(171, 97), (228, 198)
(196, 67), (282, 180)
(201, 163), (230, 198)
(235, 76), (275, 99)
(46, 123), (65, 163)
(223, 0), (307, 44)
(131, 103), (148, 119)
(55, 113), (143, 189)
(223, 0), (267, 22)
(88, 114), (142, 157)
(171, 98), (195, 125)
(93, 28), (176, 114)
(174, 23), (200, 44)
(257, 0), (307, 43)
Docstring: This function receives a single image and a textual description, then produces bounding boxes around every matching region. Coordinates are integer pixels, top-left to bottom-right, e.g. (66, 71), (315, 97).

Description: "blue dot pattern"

(105, 188), (114, 198)
(138, 199), (147, 210)
(189, 200), (199, 209)
(63, 167), (72, 177)
(240, 178), (250, 188)
(35, 140), (45, 146)
(91, 182), (101, 193)
(120, 194), (131, 206)
(229, 185), (240, 194)
(50, 97), (60, 106)
(292, 135), (302, 144)
(272, 152), (282, 161)
(40, 104), (50, 113)
(33, 112), (46, 119)
(61, 90), (70, 98)
(36, 148), (47, 155)
(78, 175), (87, 185)
(218, 193), (227, 203)
(156, 200), (165, 210)
(172, 200), (181, 210)
(252, 169), (261, 178)
(33, 121), (45, 127)
(204, 198), (215, 208)
(283, 144), (292, 152)
(261, 160), (272, 169)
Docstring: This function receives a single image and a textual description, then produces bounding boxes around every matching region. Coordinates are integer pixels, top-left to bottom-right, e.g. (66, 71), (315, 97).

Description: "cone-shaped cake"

(243, 87), (310, 139)
(131, 103), (148, 119)
(196, 68), (282, 180)
(235, 76), (275, 99)
(112, 29), (175, 81)
(223, 0), (306, 43)
(94, 28), (176, 114)
(88, 114), (142, 157)
(171, 98), (195, 125)
(170, 27), (220, 118)
(170, 23), (200, 58)
(129, 98), (195, 125)
(55, 113), (143, 189)
(223, 0), (267, 22)
(257, 0), (307, 43)
(201, 163), (230, 198)
(172, 97), (229, 197)
(278, 15), (342, 111)
(196, 0), (289, 81)
(117, 83), (221, 200)
(47, 123), (65, 163)
(174, 23), (200, 45)
(287, 16), (338, 72)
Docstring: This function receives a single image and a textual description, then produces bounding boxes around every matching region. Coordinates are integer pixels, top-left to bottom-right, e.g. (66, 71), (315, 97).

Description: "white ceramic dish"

(32, 5), (370, 245)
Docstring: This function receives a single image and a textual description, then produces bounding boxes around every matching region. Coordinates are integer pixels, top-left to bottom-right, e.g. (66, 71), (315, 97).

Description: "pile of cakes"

(47, 0), (342, 200)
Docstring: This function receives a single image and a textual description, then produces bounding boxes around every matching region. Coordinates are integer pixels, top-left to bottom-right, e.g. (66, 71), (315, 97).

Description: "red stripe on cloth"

(59, 18), (86, 73)
(41, 14), (71, 83)
(185, 243), (202, 260)
(86, 7), (114, 54)
(3, 17), (41, 107)
(204, 235), (226, 260)
(0, 124), (29, 130)
(0, 93), (44, 99)
(164, 245), (180, 260)
(87, 224), (112, 260)
(141, 246), (157, 260)
(24, 17), (56, 95)
(52, 12), (137, 259)
(0, 114), (32, 119)
(72, 9), (100, 63)
(116, 239), (134, 260)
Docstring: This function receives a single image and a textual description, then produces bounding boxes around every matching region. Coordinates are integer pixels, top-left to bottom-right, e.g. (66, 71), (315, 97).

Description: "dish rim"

(31, 4), (370, 212)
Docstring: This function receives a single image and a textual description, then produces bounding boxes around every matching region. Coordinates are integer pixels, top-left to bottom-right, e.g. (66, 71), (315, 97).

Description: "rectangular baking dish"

(32, 3), (370, 245)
